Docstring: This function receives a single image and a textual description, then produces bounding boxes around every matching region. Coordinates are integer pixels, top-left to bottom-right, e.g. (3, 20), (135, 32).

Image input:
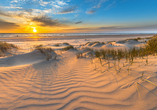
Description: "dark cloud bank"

(31, 16), (63, 27)
(59, 6), (77, 14)
(0, 19), (19, 29)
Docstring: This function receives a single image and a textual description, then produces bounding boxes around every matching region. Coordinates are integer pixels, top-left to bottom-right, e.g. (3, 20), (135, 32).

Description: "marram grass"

(0, 41), (18, 52)
(76, 35), (157, 98)
(62, 45), (74, 51)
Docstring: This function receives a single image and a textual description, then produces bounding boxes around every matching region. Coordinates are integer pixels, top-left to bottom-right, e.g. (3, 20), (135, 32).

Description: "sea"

(0, 33), (156, 38)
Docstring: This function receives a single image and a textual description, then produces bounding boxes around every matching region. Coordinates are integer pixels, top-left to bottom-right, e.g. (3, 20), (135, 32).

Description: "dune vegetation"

(0, 35), (157, 110)
(0, 41), (18, 56)
(54, 42), (70, 47)
(54, 43), (60, 46)
(35, 45), (54, 53)
(0, 41), (18, 52)
(62, 45), (74, 51)
(78, 35), (157, 64)
(35, 45), (56, 61)
(79, 35), (157, 93)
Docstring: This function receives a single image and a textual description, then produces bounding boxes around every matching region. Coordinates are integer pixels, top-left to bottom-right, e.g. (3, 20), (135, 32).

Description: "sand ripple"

(0, 50), (157, 110)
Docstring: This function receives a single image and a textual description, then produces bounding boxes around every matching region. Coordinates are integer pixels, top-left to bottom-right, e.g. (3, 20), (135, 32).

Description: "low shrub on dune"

(62, 45), (74, 51)
(63, 42), (70, 45)
(77, 35), (157, 74)
(35, 47), (54, 54)
(0, 41), (18, 52)
(76, 52), (83, 58)
(84, 41), (105, 46)
(87, 36), (157, 94)
(0, 41), (18, 56)
(88, 35), (157, 64)
(54, 43), (60, 46)
(35, 46), (56, 61)
(126, 36), (151, 42)
(146, 35), (157, 54)
(54, 43), (70, 47)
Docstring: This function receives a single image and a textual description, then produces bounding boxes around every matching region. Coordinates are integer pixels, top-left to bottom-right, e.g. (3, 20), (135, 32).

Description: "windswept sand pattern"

(0, 50), (157, 110)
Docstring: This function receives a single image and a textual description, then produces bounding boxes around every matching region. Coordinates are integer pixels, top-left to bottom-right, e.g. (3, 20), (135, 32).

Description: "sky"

(0, 0), (157, 33)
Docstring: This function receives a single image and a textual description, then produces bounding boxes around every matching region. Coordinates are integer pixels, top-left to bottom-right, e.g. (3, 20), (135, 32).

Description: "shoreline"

(0, 34), (155, 42)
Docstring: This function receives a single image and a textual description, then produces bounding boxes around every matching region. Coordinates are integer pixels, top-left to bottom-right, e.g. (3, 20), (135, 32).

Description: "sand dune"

(0, 49), (57, 67)
(0, 36), (157, 110)
(0, 49), (157, 110)
(80, 39), (146, 51)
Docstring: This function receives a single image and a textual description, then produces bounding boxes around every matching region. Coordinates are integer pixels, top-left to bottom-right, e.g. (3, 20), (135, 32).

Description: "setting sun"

(33, 28), (37, 33)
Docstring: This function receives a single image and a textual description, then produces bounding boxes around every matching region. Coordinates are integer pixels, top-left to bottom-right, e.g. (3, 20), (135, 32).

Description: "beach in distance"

(0, 34), (157, 110)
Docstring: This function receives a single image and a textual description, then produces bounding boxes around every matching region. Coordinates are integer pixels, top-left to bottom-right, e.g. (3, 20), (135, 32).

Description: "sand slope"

(0, 49), (157, 110)
(0, 49), (57, 67)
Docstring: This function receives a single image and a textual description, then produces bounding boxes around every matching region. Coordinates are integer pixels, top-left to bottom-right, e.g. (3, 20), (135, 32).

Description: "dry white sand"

(0, 35), (157, 110)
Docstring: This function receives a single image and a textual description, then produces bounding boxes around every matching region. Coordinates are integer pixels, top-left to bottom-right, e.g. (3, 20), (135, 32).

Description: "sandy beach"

(0, 34), (157, 110)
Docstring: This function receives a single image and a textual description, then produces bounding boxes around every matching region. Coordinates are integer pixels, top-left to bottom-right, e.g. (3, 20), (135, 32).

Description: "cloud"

(0, 9), (31, 18)
(39, 0), (69, 8)
(86, 0), (108, 14)
(75, 21), (82, 24)
(31, 16), (64, 27)
(10, 0), (40, 7)
(97, 26), (118, 30)
(39, 0), (50, 6)
(59, 6), (77, 14)
(11, 0), (19, 3)
(57, 1), (67, 5)
(10, 0), (68, 9)
(75, 14), (79, 17)
(0, 9), (68, 27)
(70, 26), (117, 30)
(2, 0), (71, 16)
(69, 27), (92, 30)
(94, 0), (108, 8)
(70, 25), (157, 32)
(0, 6), (23, 9)
(0, 8), (53, 18)
(86, 9), (96, 14)
(105, 0), (116, 10)
(0, 19), (19, 29)
(122, 25), (157, 30)
(0, 10), (11, 17)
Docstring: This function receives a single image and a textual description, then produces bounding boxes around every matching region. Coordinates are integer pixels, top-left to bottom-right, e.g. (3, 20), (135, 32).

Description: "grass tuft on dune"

(35, 46), (54, 54)
(35, 45), (56, 61)
(54, 43), (70, 47)
(62, 45), (74, 51)
(0, 41), (18, 52)
(90, 35), (157, 63)
(146, 35), (157, 54)
(89, 35), (157, 90)
(0, 41), (18, 56)
(54, 43), (60, 46)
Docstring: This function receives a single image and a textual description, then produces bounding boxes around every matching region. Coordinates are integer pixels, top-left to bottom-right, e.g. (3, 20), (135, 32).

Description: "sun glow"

(33, 28), (37, 33)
